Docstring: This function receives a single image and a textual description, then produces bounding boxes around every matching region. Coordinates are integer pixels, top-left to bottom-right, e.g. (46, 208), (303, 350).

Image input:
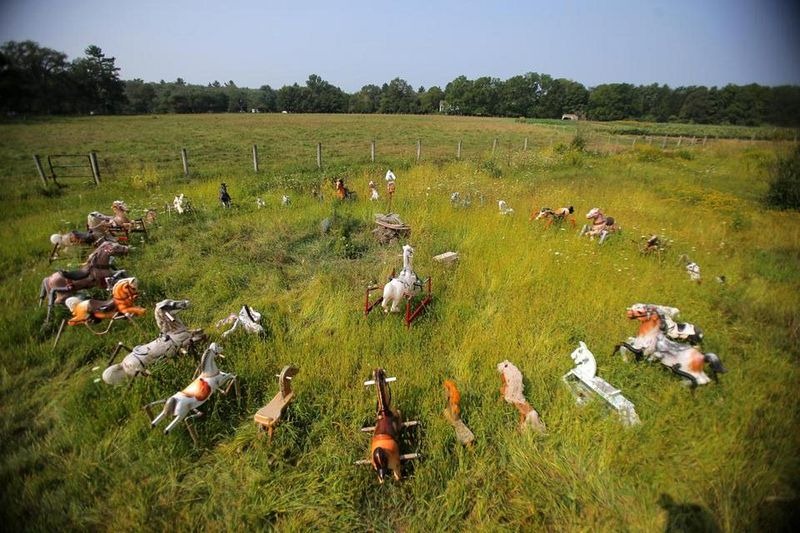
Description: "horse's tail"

(704, 353), (727, 375)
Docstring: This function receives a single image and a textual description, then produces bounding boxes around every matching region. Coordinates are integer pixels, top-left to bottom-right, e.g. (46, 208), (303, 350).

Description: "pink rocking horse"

(580, 207), (619, 244)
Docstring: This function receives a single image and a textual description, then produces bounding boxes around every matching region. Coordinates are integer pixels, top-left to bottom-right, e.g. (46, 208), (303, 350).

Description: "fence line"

(33, 131), (729, 187)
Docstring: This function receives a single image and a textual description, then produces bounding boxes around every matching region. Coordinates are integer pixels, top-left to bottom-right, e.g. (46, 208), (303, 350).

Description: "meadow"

(0, 114), (798, 531)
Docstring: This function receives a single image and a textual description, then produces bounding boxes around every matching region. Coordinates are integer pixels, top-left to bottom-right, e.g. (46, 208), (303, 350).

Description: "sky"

(1, 0), (798, 91)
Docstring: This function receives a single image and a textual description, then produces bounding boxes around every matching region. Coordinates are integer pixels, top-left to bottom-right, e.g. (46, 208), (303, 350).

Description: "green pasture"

(0, 114), (798, 531)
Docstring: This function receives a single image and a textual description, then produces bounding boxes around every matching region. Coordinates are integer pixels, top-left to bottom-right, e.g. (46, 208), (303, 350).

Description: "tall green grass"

(0, 115), (798, 530)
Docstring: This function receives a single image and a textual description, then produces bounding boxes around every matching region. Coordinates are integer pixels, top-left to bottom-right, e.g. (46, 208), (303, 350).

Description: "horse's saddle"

(59, 269), (92, 281)
(87, 298), (116, 314)
(604, 216), (616, 227)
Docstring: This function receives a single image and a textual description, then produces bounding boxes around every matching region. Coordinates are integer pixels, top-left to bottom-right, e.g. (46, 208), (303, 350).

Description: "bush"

(767, 147), (800, 210)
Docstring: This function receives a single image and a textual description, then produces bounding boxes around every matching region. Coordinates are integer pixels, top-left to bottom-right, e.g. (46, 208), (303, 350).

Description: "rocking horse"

(364, 244), (432, 327)
(39, 240), (131, 324)
(355, 369), (420, 483)
(335, 178), (355, 200)
(63, 276), (145, 325)
(369, 181), (379, 201)
(497, 360), (546, 432)
(612, 304), (703, 362)
(580, 207), (619, 244)
(102, 299), (206, 386)
(170, 193), (194, 215)
(219, 183), (232, 208)
(254, 365), (299, 441)
(216, 305), (265, 337)
(498, 200), (514, 215)
(443, 380), (475, 445)
(146, 342), (238, 445)
(612, 305), (726, 387)
(563, 342), (640, 425)
(48, 228), (108, 263)
(531, 206), (576, 228)
(88, 200), (147, 241)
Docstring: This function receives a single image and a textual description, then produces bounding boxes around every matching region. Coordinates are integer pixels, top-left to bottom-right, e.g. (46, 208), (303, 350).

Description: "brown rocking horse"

(39, 241), (130, 324)
(356, 369), (419, 483)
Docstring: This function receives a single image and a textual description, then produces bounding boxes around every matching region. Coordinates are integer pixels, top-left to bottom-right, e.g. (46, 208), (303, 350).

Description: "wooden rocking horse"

(355, 369), (420, 483)
(254, 365), (299, 441)
(87, 200), (147, 242)
(146, 342), (238, 446)
(101, 299), (206, 386)
(497, 360), (546, 432)
(443, 380), (475, 445)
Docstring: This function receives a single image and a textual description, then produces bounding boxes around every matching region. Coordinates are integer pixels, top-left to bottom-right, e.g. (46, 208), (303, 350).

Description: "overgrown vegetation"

(0, 115), (798, 530)
(767, 146), (800, 210)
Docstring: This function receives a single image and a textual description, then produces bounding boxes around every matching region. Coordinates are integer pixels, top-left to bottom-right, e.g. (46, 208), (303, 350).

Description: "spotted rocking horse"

(146, 342), (238, 445)
(531, 206), (576, 228)
(39, 240), (131, 324)
(580, 207), (619, 244)
(87, 200), (147, 241)
(612, 304), (726, 387)
(102, 299), (206, 386)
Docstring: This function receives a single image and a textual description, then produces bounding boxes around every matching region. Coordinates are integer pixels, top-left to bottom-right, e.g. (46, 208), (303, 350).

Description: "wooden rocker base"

(254, 365), (299, 441)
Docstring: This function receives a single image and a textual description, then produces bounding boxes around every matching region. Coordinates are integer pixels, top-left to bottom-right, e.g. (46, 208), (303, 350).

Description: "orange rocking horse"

(531, 206), (576, 227)
(65, 277), (146, 327)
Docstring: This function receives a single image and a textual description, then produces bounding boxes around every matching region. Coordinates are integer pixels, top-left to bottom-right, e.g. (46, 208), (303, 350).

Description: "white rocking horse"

(102, 299), (206, 385)
(147, 342), (237, 443)
(382, 244), (421, 313)
(216, 305), (265, 337)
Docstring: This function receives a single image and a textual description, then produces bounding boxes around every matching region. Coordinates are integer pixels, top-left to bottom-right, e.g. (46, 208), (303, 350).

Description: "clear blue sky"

(1, 0), (798, 91)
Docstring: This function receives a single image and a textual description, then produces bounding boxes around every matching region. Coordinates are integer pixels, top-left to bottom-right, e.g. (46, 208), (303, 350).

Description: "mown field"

(0, 114), (798, 531)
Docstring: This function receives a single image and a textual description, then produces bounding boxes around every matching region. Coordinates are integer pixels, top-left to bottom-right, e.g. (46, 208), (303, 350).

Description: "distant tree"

(679, 86), (716, 123)
(0, 40), (70, 114)
(258, 85), (277, 112)
(349, 84), (381, 113)
(379, 78), (419, 114)
(305, 74), (347, 112)
(276, 83), (307, 112)
(123, 79), (156, 113)
(588, 83), (636, 120)
(70, 45), (127, 114)
(444, 75), (473, 114)
(419, 86), (444, 114)
(498, 73), (538, 117)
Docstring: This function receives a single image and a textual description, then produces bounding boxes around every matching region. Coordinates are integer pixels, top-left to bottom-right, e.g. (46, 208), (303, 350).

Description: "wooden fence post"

(33, 154), (48, 187)
(523, 137), (528, 150)
(677, 136), (683, 147)
(89, 151), (101, 185)
(181, 148), (189, 177)
(492, 138), (498, 156)
(632, 136), (638, 147)
(457, 140), (462, 160)
(316, 143), (322, 169)
(252, 144), (259, 173)
(661, 135), (667, 149)
(703, 136), (708, 146)
(416, 139), (421, 163)
(371, 140), (376, 162)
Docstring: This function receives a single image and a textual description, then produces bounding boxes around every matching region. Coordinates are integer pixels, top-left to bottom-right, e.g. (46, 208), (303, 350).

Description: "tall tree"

(379, 78), (419, 114)
(70, 45), (126, 114)
(0, 40), (70, 114)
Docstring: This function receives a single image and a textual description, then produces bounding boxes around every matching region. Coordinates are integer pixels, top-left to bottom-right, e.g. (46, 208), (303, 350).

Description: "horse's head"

(402, 244), (414, 258)
(242, 305), (262, 324)
(570, 341), (592, 366)
(535, 207), (551, 220)
(199, 342), (224, 376)
(112, 277), (139, 304)
(371, 447), (391, 483)
(111, 200), (128, 214)
(156, 299), (190, 315)
(586, 207), (602, 220)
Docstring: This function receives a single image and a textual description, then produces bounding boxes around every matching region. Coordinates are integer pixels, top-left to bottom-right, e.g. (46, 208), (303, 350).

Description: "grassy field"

(0, 114), (798, 531)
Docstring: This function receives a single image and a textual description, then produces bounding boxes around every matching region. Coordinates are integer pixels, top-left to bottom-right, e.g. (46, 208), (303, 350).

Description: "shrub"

(766, 147), (800, 210)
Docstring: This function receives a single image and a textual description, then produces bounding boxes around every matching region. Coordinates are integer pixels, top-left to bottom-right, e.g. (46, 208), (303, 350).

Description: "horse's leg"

(39, 278), (47, 307)
(579, 224), (588, 236)
(151, 397), (175, 428)
(615, 341), (644, 361)
(164, 401), (189, 434)
(599, 230), (609, 244)
(670, 363), (698, 389)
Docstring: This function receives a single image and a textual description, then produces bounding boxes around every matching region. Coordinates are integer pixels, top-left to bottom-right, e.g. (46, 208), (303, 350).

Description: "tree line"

(2, 40), (799, 126)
